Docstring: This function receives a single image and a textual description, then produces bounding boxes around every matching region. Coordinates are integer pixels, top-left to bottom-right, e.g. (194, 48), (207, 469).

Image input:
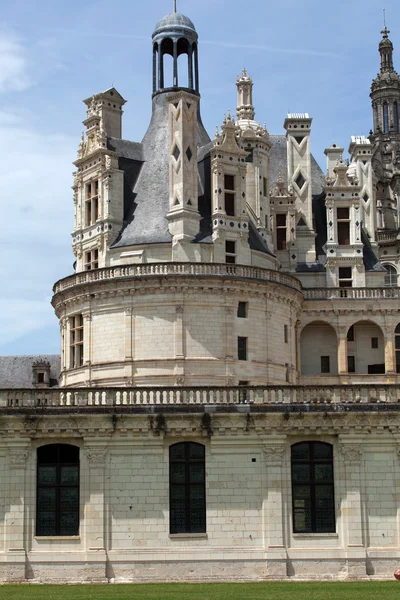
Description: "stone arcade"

(2, 6), (400, 584)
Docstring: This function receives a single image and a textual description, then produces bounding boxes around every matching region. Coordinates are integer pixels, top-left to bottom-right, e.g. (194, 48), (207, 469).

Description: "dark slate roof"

(362, 227), (386, 272)
(154, 13), (196, 34)
(0, 355), (60, 388)
(112, 93), (211, 248)
(248, 221), (274, 256)
(296, 262), (326, 273)
(107, 138), (143, 162)
(269, 134), (325, 196)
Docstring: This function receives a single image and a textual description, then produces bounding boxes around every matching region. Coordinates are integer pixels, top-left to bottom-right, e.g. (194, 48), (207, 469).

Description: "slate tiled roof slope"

(0, 355), (60, 388)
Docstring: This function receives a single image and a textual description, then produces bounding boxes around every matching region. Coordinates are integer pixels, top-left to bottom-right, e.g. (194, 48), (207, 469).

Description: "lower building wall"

(0, 411), (399, 583)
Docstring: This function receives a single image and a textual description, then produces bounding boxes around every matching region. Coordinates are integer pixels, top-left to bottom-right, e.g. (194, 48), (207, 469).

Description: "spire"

(173, 0), (177, 13)
(379, 15), (394, 74)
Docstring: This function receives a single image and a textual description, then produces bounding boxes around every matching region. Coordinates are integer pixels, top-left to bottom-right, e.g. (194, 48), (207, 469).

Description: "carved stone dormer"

(32, 360), (51, 388)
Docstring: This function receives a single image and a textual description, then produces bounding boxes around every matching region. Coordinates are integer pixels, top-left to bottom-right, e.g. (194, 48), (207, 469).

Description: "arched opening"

(177, 38), (189, 88)
(300, 321), (338, 376)
(291, 442), (335, 533)
(383, 102), (389, 133)
(153, 43), (159, 93)
(394, 102), (399, 133)
(36, 444), (80, 536)
(160, 38), (174, 89)
(383, 264), (398, 287)
(395, 324), (400, 373)
(169, 442), (206, 534)
(346, 320), (385, 374)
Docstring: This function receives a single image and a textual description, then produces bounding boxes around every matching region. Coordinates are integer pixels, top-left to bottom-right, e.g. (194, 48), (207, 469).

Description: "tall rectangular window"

(85, 180), (99, 226)
(276, 214), (287, 250)
(337, 207), (350, 245)
(224, 174), (235, 216)
(321, 356), (330, 373)
(37, 444), (80, 537)
(238, 337), (247, 361)
(70, 315), (84, 368)
(263, 177), (268, 197)
(291, 442), (335, 534)
(169, 443), (206, 534)
(225, 240), (236, 264)
(237, 302), (248, 318)
(284, 325), (288, 343)
(347, 355), (355, 373)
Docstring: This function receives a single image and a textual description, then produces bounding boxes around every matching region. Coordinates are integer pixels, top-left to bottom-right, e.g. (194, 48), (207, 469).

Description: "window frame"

(237, 301), (248, 318)
(383, 264), (398, 287)
(36, 444), (80, 537)
(337, 207), (350, 246)
(169, 442), (206, 535)
(84, 248), (99, 271)
(224, 174), (235, 217)
(225, 240), (236, 264)
(291, 441), (335, 534)
(238, 336), (248, 361)
(69, 314), (84, 369)
(321, 356), (330, 374)
(276, 213), (287, 251)
(84, 180), (99, 227)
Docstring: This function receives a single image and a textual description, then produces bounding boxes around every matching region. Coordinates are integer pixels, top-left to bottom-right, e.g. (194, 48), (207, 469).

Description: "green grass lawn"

(0, 582), (398, 600)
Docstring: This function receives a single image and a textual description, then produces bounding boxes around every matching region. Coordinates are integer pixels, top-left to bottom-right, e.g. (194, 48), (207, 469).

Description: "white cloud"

(0, 30), (32, 93)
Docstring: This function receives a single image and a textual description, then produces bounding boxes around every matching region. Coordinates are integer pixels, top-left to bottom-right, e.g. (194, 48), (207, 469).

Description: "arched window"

(291, 442), (335, 533)
(394, 102), (399, 133)
(383, 102), (389, 133)
(36, 444), (80, 536)
(383, 264), (398, 287)
(396, 324), (400, 374)
(169, 442), (206, 534)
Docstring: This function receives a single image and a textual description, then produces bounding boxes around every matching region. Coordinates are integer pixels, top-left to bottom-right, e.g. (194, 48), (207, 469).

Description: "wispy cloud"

(202, 39), (342, 58)
(0, 30), (32, 92)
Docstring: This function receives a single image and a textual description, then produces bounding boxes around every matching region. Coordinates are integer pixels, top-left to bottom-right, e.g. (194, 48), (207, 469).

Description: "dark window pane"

(292, 464), (310, 482)
(171, 463), (186, 483)
(170, 443), (185, 460)
(395, 337), (400, 350)
(225, 240), (236, 254)
(292, 443), (310, 460)
(189, 463), (205, 483)
(225, 193), (235, 216)
(224, 174), (235, 190)
(38, 488), (56, 511)
(60, 512), (79, 536)
(38, 466), (57, 485)
(293, 485), (311, 533)
(189, 443), (205, 460)
(189, 485), (206, 532)
(61, 466), (79, 484)
(313, 443), (333, 459)
(60, 487), (79, 510)
(314, 464), (333, 481)
(36, 512), (56, 536)
(337, 207), (349, 219)
(315, 485), (335, 532)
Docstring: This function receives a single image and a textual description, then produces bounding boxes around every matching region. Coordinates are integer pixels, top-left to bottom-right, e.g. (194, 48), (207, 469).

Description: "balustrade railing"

(1, 385), (399, 409)
(53, 263), (302, 294)
(303, 287), (400, 300)
(377, 229), (400, 243)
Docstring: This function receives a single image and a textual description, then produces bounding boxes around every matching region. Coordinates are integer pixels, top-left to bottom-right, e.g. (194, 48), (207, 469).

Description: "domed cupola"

(152, 1), (199, 95)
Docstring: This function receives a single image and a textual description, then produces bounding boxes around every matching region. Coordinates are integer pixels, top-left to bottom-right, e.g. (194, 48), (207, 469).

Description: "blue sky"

(0, 0), (399, 356)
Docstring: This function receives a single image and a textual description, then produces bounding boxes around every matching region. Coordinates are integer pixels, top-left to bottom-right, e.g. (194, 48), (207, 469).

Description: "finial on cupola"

(173, 0), (177, 13)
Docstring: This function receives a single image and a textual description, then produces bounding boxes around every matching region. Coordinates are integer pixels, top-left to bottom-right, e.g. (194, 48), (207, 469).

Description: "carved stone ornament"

(340, 444), (363, 463)
(86, 448), (107, 466)
(263, 445), (285, 464)
(9, 448), (28, 467)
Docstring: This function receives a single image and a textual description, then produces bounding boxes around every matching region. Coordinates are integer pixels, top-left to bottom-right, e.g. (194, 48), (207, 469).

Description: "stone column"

(5, 446), (29, 581)
(174, 304), (185, 383)
(263, 441), (287, 578)
(384, 326), (396, 374)
(85, 445), (108, 582)
(339, 443), (366, 577)
(337, 327), (348, 375)
(224, 305), (234, 383)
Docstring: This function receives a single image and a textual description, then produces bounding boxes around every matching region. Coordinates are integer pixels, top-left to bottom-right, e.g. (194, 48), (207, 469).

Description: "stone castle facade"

(1, 7), (400, 584)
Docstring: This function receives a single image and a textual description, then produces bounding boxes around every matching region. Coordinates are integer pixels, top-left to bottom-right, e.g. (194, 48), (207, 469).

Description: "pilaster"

(263, 441), (287, 578)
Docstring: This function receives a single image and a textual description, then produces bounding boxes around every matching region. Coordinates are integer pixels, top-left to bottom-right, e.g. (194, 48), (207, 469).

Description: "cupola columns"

(152, 10), (199, 95)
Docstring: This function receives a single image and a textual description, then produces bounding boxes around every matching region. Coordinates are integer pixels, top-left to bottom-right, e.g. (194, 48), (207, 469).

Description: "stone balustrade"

(53, 263), (302, 294)
(303, 287), (400, 300)
(1, 385), (399, 409)
(377, 228), (400, 243)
